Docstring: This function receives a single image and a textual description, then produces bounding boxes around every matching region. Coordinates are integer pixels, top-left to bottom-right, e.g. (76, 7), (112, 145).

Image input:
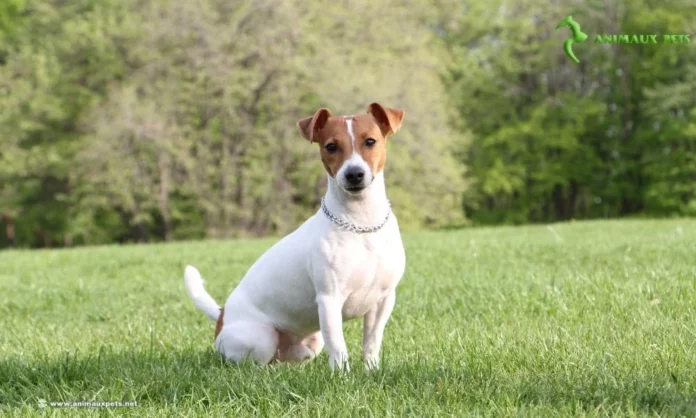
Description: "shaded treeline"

(443, 0), (696, 223)
(0, 0), (695, 248)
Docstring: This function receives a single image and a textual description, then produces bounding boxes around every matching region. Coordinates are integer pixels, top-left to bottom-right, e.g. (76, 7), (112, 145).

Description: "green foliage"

(0, 0), (465, 247)
(2, 0), (696, 247)
(0, 0), (25, 48)
(443, 0), (696, 224)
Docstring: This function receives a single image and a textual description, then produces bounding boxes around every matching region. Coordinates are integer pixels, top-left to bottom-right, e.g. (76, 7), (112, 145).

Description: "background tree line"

(0, 0), (694, 248)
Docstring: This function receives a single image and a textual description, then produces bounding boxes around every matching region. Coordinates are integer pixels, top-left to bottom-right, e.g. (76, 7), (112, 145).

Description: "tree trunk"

(234, 147), (249, 234)
(40, 229), (52, 248)
(220, 135), (233, 238)
(553, 184), (565, 221)
(157, 153), (172, 241)
(3, 215), (15, 248)
(568, 180), (578, 219)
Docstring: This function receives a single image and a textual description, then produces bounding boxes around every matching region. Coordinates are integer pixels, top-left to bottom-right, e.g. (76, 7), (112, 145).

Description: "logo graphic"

(556, 15), (690, 64)
(556, 15), (588, 64)
(38, 399), (47, 408)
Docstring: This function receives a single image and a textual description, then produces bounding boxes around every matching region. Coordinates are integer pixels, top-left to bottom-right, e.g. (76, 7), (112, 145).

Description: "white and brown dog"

(184, 103), (406, 371)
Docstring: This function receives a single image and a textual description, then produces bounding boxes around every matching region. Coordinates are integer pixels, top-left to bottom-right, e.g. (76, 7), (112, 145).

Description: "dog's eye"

(325, 143), (338, 153)
(365, 138), (377, 147)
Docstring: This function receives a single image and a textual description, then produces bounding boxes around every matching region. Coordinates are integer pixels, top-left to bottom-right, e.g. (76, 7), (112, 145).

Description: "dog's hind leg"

(275, 331), (324, 362)
(300, 331), (324, 359)
(215, 320), (279, 365)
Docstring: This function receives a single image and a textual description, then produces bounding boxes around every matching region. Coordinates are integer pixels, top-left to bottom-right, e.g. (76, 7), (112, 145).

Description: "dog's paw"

(329, 352), (350, 372)
(364, 356), (380, 371)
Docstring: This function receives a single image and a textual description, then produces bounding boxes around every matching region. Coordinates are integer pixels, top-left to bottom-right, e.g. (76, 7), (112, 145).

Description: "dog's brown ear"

(367, 103), (405, 136)
(297, 108), (332, 143)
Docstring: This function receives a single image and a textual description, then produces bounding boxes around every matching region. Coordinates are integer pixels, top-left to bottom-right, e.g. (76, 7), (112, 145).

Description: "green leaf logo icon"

(556, 15), (588, 64)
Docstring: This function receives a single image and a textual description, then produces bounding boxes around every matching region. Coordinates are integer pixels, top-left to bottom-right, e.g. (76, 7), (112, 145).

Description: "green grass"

(1, 219), (696, 417)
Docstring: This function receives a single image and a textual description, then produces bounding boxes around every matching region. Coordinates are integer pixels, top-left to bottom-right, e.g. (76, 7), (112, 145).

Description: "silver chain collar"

(320, 197), (391, 234)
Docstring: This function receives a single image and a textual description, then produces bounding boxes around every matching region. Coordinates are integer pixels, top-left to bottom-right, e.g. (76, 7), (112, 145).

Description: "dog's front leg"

(362, 290), (396, 370)
(316, 294), (349, 371)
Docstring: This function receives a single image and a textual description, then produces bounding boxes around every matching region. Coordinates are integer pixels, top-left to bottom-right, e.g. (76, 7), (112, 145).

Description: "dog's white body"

(185, 104), (406, 371)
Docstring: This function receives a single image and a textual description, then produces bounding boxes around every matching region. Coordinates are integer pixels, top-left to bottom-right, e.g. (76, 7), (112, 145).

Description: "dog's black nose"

(344, 167), (365, 185)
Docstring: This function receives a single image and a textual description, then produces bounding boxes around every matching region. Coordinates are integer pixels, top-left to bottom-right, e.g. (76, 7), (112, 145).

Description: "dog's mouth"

(344, 185), (366, 193)
(342, 181), (373, 194)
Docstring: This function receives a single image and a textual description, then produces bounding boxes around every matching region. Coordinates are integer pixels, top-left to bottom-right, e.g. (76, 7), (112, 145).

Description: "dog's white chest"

(318, 226), (406, 320)
(341, 261), (397, 319)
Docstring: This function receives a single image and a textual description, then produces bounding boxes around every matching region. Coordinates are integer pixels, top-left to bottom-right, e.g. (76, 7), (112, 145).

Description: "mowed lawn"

(1, 219), (695, 417)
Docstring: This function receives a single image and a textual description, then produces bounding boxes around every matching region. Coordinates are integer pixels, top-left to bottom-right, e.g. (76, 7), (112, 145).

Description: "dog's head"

(297, 103), (405, 195)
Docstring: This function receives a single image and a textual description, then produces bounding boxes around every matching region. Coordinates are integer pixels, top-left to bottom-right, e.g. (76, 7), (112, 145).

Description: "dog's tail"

(184, 265), (220, 321)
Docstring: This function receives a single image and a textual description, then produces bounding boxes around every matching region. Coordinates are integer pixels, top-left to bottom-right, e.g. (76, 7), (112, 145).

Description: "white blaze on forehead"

(336, 117), (373, 186)
(346, 118), (356, 148)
